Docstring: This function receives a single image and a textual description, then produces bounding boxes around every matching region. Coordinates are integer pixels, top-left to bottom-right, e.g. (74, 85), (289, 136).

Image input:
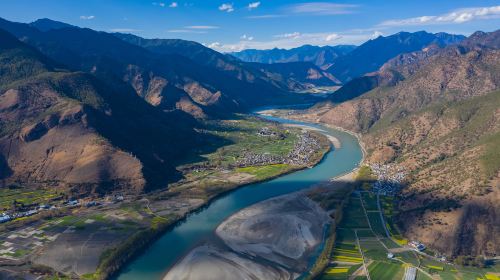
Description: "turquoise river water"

(116, 114), (363, 280)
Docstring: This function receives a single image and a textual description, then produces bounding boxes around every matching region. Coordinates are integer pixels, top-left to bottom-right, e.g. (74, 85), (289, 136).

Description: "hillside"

(229, 44), (356, 69)
(309, 30), (500, 257)
(319, 31), (500, 132)
(0, 29), (204, 194)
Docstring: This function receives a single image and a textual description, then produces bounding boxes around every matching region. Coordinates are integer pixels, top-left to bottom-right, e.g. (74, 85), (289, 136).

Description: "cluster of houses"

(257, 127), (284, 138)
(369, 163), (407, 195)
(237, 132), (321, 167)
(0, 194), (126, 225)
(285, 132), (321, 165)
(0, 209), (38, 224)
(409, 240), (426, 251)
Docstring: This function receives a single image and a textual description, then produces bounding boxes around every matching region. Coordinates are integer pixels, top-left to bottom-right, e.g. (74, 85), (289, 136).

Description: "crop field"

(359, 240), (388, 261)
(340, 197), (370, 229)
(320, 264), (362, 280)
(236, 164), (291, 179)
(368, 261), (405, 280)
(366, 212), (387, 237)
(360, 192), (378, 211)
(0, 187), (59, 210)
(356, 229), (376, 239)
(320, 190), (499, 280)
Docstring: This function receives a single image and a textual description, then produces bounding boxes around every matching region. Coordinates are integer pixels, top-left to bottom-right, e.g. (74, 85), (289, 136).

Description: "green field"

(0, 187), (59, 210)
(341, 197), (370, 229)
(368, 261), (405, 280)
(236, 164), (291, 179)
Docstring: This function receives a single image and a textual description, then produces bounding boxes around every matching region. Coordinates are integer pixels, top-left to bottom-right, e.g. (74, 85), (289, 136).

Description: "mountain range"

(229, 44), (356, 69)
(231, 31), (466, 83)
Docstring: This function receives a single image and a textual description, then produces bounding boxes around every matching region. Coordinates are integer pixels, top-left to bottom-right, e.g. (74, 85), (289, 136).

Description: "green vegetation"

(368, 261), (405, 280)
(305, 185), (354, 280)
(0, 187), (59, 210)
(480, 131), (500, 178)
(356, 166), (376, 182)
(171, 116), (330, 200)
(95, 215), (174, 280)
(236, 164), (291, 179)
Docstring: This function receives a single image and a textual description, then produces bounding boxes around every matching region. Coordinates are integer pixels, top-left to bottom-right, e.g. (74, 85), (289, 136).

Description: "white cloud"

(80, 15), (95, 20)
(169, 2), (178, 8)
(371, 31), (383, 38)
(325, 33), (341, 41)
(159, 2), (165, 7)
(208, 30), (384, 52)
(246, 14), (284, 19)
(208, 42), (222, 49)
(285, 2), (358, 15)
(185, 25), (219, 29)
(240, 34), (254, 40)
(110, 28), (141, 33)
(274, 32), (301, 39)
(219, 3), (234, 12)
(380, 6), (500, 26)
(248, 2), (260, 10)
(167, 29), (207, 33)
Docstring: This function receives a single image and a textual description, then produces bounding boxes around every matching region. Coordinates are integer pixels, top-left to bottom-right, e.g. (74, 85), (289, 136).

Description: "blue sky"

(1, 0), (499, 51)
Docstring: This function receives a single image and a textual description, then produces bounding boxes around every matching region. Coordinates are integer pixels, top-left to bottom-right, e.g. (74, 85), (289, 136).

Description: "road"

(354, 229), (371, 280)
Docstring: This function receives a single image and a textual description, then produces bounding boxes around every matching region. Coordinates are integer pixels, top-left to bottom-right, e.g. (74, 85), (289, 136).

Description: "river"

(116, 113), (363, 280)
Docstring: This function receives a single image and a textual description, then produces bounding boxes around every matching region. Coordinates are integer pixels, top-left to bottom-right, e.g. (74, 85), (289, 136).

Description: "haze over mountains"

(230, 44), (356, 69)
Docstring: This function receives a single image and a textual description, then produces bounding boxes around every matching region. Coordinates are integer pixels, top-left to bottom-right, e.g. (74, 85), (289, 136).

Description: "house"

(0, 214), (11, 223)
(410, 241), (426, 251)
(387, 252), (395, 259)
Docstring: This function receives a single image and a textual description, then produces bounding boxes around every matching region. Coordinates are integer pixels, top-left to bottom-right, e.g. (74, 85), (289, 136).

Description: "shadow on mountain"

(0, 153), (12, 180)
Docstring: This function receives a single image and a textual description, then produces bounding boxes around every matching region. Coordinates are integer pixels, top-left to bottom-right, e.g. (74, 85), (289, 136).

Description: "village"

(0, 194), (125, 225)
(236, 128), (322, 167)
(368, 163), (407, 196)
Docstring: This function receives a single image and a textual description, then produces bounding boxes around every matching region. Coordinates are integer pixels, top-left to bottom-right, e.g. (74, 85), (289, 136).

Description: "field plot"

(0, 187), (59, 210)
(320, 264), (362, 280)
(340, 197), (370, 229)
(359, 240), (388, 261)
(360, 192), (379, 211)
(366, 212), (387, 237)
(368, 261), (405, 280)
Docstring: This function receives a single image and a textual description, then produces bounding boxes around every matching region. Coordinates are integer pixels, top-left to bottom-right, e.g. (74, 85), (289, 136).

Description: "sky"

(0, 0), (499, 52)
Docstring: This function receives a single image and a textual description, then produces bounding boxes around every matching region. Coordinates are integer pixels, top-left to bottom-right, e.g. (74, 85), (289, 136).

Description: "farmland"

(318, 188), (500, 280)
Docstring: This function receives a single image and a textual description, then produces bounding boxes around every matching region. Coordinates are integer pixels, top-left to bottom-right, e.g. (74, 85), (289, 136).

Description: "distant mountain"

(0, 29), (207, 193)
(30, 18), (75, 31)
(115, 33), (339, 92)
(246, 61), (341, 90)
(229, 44), (356, 69)
(0, 18), (301, 118)
(327, 31), (465, 83)
(313, 30), (500, 257)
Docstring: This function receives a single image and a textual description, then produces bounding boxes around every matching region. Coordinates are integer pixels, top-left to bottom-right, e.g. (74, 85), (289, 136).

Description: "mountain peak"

(30, 18), (75, 32)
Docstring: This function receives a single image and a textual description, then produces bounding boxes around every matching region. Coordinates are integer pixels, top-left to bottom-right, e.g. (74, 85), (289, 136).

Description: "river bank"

(115, 113), (363, 280)
(92, 118), (332, 280)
